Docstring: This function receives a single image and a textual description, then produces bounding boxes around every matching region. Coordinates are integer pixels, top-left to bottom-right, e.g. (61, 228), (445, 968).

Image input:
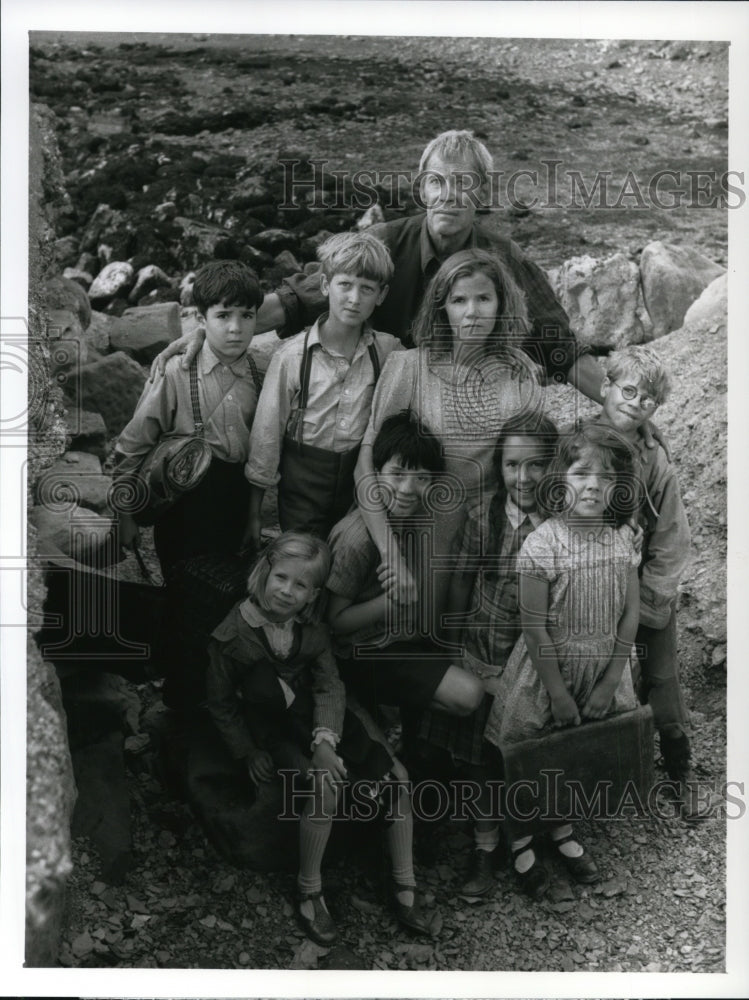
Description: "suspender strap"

(246, 352), (263, 395)
(188, 359), (204, 436)
(294, 329), (381, 446)
(367, 339), (381, 383)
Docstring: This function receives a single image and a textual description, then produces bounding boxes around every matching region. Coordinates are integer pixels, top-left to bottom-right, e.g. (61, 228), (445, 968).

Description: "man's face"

(420, 152), (481, 244)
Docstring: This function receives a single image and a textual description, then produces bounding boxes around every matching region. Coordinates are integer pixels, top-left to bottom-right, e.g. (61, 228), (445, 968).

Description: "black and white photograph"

(2, 0), (748, 995)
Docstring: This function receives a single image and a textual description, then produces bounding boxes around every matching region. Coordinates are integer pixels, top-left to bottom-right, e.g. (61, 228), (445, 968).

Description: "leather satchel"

(132, 358), (213, 526)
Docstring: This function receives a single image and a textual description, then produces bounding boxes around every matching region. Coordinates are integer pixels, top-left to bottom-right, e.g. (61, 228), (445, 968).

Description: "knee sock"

(297, 807), (332, 897)
(474, 825), (500, 853)
(386, 787), (415, 906)
(511, 834), (535, 874)
(550, 822), (583, 858)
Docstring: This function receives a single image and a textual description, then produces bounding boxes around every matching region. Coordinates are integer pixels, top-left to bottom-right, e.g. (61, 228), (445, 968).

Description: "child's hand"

(582, 678), (617, 720)
(550, 690), (581, 728)
(311, 740), (348, 784)
(377, 556), (418, 606)
(247, 748), (275, 784)
(638, 418), (671, 461)
(625, 517), (644, 554)
(148, 329), (205, 380)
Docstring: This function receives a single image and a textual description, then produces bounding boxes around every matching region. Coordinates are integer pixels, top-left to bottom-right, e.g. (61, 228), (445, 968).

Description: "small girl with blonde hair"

(206, 532), (435, 944)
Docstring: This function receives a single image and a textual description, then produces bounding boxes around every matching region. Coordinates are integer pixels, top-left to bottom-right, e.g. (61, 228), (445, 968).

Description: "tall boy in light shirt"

(245, 231), (401, 541)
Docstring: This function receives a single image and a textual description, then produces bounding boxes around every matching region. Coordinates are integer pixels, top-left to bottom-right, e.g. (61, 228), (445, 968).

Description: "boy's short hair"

(604, 345), (671, 406)
(372, 409), (445, 475)
(317, 231), (394, 285)
(192, 259), (264, 314)
(418, 129), (494, 188)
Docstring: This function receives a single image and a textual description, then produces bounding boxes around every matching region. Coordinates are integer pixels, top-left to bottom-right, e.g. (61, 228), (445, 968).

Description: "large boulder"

(547, 253), (650, 349)
(109, 302), (182, 364)
(64, 408), (108, 461)
(29, 503), (117, 566)
(88, 260), (135, 308)
(639, 241), (725, 338)
(66, 351), (146, 437)
(683, 273), (727, 328)
(27, 103), (77, 967)
(44, 275), (92, 330)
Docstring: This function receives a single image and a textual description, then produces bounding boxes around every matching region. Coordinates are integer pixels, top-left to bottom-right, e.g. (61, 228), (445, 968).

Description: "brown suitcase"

(498, 704), (654, 831)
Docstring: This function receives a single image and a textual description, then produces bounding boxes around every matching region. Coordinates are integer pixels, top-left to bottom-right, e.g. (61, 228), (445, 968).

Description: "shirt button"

(340, 420), (347, 427)
(228, 425), (234, 430)
(344, 389), (350, 395)
(227, 394), (233, 401)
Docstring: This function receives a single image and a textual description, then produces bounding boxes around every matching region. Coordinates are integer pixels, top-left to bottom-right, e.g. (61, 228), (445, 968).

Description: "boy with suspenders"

(246, 231), (402, 541)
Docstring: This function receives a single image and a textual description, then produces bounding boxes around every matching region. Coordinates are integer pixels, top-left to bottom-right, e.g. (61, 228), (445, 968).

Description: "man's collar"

(419, 215), (478, 273)
(505, 495), (544, 530)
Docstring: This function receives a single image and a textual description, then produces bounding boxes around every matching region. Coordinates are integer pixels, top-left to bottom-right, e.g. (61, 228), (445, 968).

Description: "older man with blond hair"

(155, 129), (608, 400)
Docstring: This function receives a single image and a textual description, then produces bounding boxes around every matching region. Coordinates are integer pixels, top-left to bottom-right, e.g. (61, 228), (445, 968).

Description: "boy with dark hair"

(598, 344), (711, 822)
(115, 259), (263, 574)
(327, 410), (484, 728)
(245, 231), (401, 541)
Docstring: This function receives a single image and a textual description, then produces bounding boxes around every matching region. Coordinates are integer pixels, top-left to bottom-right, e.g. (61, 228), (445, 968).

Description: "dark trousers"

(154, 459), (250, 709)
(154, 458), (250, 580)
(635, 608), (689, 739)
(278, 438), (358, 538)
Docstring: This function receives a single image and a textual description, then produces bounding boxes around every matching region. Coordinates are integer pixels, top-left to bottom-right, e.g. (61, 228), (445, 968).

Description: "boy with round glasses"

(597, 345), (712, 822)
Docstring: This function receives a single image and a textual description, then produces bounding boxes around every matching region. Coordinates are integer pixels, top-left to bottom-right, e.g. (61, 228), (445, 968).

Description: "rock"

(683, 273), (726, 328)
(44, 275), (92, 330)
(300, 230), (335, 261)
(46, 313), (88, 375)
(66, 351), (146, 437)
(128, 264), (172, 304)
(711, 644), (727, 668)
(154, 200), (177, 221)
(76, 251), (98, 275)
(356, 203), (386, 230)
(109, 302), (182, 364)
(47, 450), (103, 476)
(62, 267), (93, 290)
(248, 228), (300, 254)
(79, 204), (130, 254)
(64, 408), (108, 460)
(26, 102), (78, 969)
(547, 253), (650, 349)
(156, 711), (296, 871)
(37, 461), (113, 515)
(88, 261), (135, 307)
(29, 503), (117, 565)
(639, 242), (725, 338)
(63, 671), (139, 883)
(230, 172), (272, 208)
(54, 234), (80, 268)
(85, 310), (116, 352)
(273, 249), (302, 277)
(172, 216), (231, 266)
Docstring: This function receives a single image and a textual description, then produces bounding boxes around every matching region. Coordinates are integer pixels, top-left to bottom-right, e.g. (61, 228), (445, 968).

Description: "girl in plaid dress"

(418, 413), (559, 897)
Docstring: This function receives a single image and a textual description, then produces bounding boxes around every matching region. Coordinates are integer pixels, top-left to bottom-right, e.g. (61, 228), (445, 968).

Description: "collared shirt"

(246, 317), (402, 488)
(114, 343), (259, 477)
(505, 496), (544, 532)
(276, 213), (584, 380)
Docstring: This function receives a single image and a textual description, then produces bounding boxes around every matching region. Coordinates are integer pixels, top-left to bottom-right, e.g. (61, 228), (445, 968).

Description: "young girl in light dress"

(206, 532), (436, 945)
(484, 422), (642, 898)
